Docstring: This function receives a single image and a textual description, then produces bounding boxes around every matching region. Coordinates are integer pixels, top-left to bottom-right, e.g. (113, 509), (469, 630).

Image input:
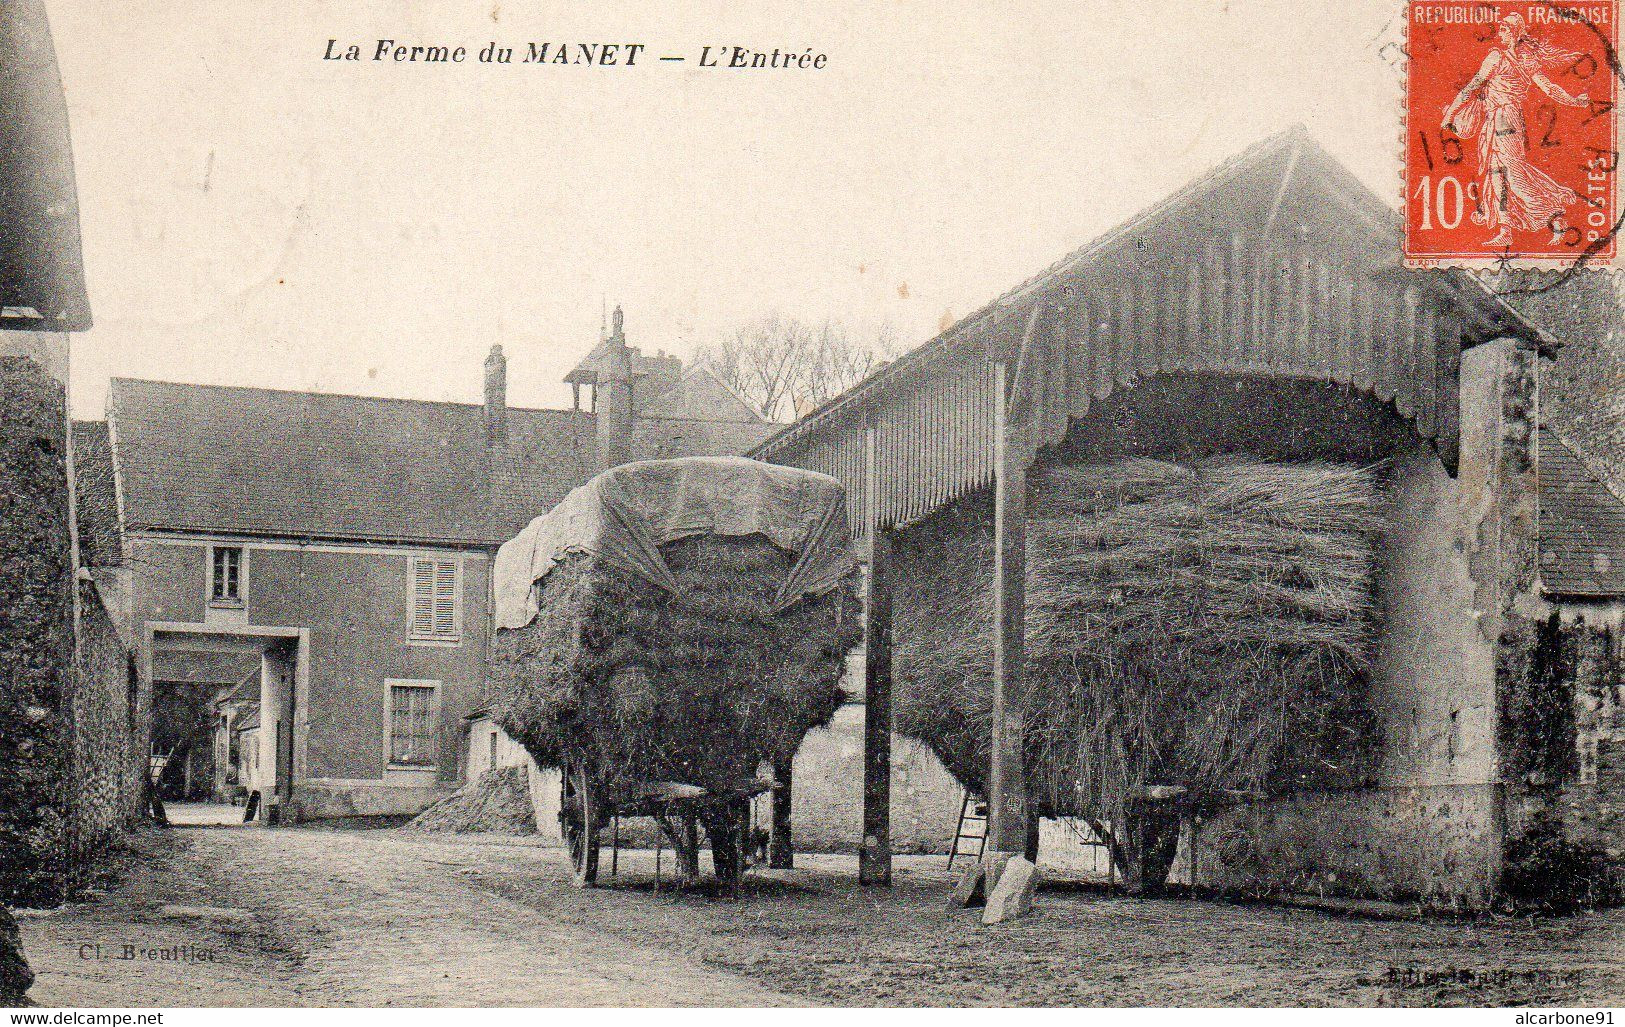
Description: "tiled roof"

(1539, 427), (1625, 597)
(109, 378), (771, 547)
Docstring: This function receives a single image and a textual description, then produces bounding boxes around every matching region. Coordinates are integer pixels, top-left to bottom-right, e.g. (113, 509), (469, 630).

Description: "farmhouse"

(85, 317), (774, 823)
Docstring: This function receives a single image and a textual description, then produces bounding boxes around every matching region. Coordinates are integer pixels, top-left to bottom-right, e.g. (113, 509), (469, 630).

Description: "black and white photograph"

(1, 0), (1623, 1012)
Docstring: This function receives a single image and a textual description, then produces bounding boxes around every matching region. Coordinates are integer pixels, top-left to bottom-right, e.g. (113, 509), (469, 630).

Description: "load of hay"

(488, 457), (861, 884)
(894, 457), (1384, 885)
(404, 765), (538, 835)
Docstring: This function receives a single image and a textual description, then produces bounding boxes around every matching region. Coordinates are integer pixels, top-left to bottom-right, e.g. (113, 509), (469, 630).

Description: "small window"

(209, 546), (244, 606)
(389, 681), (438, 766)
(409, 557), (460, 641)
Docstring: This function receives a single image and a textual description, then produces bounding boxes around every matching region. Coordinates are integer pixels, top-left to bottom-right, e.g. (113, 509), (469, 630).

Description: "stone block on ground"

(981, 855), (1038, 924)
(948, 864), (986, 909)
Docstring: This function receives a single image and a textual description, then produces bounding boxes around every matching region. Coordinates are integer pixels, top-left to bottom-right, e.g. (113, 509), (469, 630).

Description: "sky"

(50, 0), (1407, 419)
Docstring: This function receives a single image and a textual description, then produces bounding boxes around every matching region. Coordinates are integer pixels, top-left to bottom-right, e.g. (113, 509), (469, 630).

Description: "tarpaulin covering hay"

(893, 457), (1384, 870)
(487, 457), (860, 881)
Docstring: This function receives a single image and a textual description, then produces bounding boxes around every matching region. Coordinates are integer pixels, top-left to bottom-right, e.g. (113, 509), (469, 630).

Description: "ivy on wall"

(1499, 613), (1583, 786)
(1498, 611), (1624, 909)
(0, 356), (74, 905)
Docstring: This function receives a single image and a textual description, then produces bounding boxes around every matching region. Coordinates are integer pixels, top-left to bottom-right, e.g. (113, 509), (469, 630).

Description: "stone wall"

(1192, 784), (1502, 907)
(0, 354), (75, 905)
(770, 700), (965, 854)
(0, 351), (140, 905)
(69, 579), (138, 861)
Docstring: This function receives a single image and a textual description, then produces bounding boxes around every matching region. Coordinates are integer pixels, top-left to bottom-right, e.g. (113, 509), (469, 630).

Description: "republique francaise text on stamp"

(1406, 0), (1621, 268)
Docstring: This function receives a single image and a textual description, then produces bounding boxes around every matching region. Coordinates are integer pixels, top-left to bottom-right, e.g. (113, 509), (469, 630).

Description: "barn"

(749, 126), (1625, 909)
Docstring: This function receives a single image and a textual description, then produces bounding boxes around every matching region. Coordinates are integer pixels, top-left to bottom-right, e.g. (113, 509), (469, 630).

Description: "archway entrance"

(147, 624), (306, 826)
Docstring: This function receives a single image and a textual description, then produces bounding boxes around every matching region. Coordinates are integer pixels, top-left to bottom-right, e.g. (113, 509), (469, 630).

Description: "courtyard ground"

(15, 806), (1625, 1007)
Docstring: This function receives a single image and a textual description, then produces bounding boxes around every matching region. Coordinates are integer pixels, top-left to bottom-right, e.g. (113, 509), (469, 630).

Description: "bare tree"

(698, 318), (902, 422)
(797, 322), (902, 413)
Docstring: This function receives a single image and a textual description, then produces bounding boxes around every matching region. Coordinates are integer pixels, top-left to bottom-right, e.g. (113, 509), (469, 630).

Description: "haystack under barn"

(894, 456), (1385, 886)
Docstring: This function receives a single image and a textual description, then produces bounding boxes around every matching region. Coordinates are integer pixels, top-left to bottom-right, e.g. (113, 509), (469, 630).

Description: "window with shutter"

(409, 557), (460, 642)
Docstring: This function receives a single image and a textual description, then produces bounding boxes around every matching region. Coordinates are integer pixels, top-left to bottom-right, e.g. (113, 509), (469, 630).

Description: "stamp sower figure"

(1442, 12), (1589, 248)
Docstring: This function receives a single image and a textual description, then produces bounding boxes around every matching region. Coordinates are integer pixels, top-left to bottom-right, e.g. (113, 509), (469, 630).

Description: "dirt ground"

(15, 809), (1625, 1007)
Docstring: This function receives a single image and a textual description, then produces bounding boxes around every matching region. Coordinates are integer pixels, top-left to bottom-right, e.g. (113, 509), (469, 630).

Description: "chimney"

(597, 306), (634, 471)
(484, 344), (507, 445)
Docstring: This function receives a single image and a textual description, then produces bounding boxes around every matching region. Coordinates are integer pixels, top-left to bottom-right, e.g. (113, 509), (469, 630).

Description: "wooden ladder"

(946, 789), (988, 870)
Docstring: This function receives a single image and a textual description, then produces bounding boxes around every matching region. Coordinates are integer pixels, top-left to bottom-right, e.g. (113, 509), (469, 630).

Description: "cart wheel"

(565, 765), (600, 888)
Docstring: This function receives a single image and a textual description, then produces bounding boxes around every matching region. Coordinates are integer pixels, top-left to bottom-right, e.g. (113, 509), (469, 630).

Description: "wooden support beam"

(985, 361), (1032, 878)
(769, 757), (794, 869)
(859, 424), (894, 887)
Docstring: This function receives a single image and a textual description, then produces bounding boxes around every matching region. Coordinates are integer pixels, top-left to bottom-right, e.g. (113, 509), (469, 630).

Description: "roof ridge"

(109, 376), (589, 418)
(751, 125), (1549, 457)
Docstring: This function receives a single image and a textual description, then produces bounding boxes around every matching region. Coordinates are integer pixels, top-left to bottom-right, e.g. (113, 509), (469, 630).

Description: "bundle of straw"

(490, 534), (860, 808)
(894, 457), (1383, 827)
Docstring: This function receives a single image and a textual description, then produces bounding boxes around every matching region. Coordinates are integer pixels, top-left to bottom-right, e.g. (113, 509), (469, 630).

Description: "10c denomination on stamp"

(1406, 1), (1620, 268)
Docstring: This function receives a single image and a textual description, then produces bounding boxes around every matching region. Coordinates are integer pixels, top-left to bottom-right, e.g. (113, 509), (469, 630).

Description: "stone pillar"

(1458, 336), (1542, 648)
(1457, 335), (1541, 887)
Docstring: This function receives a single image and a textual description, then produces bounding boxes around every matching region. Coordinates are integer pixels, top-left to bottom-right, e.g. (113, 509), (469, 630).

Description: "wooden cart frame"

(558, 763), (773, 889)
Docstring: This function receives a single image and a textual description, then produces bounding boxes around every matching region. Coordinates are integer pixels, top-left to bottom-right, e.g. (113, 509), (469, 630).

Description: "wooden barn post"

(768, 757), (794, 869)
(985, 360), (1032, 882)
(859, 422), (894, 886)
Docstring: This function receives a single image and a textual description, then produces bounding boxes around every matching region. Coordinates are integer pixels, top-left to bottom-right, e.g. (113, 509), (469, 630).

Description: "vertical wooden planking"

(1334, 273), (1356, 387)
(1045, 307), (1069, 448)
(1293, 248), (1314, 371)
(935, 364), (948, 512)
(1313, 261), (1333, 374)
(946, 364), (957, 509)
(1069, 292), (1093, 419)
(1203, 238), (1225, 372)
(909, 384), (921, 523)
(910, 383), (923, 520)
(1122, 275), (1140, 387)
(1147, 265), (1165, 373)
(1374, 282), (1398, 403)
(1186, 257), (1205, 371)
(1353, 278), (1376, 396)
(1094, 285), (1116, 401)
(1416, 293), (1438, 439)
(982, 358), (996, 488)
(1257, 245), (1279, 370)
(1395, 286), (1419, 418)
(929, 366), (941, 514)
(1436, 305), (1462, 471)
(1229, 232), (1249, 370)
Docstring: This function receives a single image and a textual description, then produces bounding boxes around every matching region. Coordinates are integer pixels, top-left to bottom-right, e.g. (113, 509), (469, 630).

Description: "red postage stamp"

(1406, 1), (1621, 268)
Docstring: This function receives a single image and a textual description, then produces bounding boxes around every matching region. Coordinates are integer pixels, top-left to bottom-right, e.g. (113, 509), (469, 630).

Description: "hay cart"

(491, 456), (861, 890)
(559, 769), (775, 887)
